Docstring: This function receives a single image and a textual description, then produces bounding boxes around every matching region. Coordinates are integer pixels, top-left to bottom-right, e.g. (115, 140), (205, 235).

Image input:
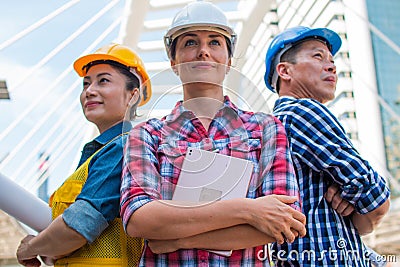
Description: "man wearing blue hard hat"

(264, 26), (390, 266)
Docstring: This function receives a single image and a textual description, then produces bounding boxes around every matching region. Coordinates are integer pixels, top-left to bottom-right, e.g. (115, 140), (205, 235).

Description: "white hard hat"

(164, 1), (237, 59)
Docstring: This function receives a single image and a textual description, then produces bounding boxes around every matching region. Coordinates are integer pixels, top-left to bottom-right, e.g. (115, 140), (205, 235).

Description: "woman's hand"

(148, 239), (180, 254)
(248, 195), (306, 244)
(17, 235), (40, 267)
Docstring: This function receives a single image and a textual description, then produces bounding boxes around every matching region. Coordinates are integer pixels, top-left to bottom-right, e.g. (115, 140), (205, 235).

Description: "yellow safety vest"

(49, 139), (143, 267)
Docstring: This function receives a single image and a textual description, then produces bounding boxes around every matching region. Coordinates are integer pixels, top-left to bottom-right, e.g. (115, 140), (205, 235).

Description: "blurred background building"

(0, 0), (399, 265)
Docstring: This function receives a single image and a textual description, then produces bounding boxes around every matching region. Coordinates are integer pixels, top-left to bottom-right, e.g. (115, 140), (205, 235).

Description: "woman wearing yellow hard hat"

(16, 43), (151, 267)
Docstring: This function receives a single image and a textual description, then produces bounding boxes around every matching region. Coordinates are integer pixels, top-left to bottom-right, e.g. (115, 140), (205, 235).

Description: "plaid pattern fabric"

(120, 96), (300, 267)
(273, 97), (390, 267)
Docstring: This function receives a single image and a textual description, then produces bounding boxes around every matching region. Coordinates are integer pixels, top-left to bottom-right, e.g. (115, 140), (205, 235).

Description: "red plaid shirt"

(121, 96), (300, 267)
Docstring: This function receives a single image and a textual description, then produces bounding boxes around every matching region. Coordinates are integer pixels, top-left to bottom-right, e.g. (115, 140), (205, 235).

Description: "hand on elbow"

(325, 184), (355, 217)
(148, 239), (180, 254)
(250, 195), (306, 245)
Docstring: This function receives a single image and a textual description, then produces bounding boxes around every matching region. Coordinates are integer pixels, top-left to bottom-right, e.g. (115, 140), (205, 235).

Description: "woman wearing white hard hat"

(16, 43), (151, 267)
(120, 2), (306, 267)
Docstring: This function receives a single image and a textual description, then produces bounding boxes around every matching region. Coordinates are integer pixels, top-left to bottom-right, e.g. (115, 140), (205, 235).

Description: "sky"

(0, 0), (127, 196)
(0, 0), (243, 200)
(2, 0), (396, 198)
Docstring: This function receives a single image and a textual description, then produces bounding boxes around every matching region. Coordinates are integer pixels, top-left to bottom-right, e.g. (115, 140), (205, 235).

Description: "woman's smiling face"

(80, 64), (133, 133)
(171, 30), (231, 88)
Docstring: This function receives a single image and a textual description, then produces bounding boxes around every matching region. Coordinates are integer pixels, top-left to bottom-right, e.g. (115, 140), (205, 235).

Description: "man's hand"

(248, 195), (306, 244)
(324, 184), (355, 216)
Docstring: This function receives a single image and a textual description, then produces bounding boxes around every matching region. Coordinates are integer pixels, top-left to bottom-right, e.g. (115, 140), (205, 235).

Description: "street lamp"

(0, 80), (10, 100)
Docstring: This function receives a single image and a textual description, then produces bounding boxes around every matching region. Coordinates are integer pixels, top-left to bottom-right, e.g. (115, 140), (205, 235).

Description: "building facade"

(365, 0), (400, 187)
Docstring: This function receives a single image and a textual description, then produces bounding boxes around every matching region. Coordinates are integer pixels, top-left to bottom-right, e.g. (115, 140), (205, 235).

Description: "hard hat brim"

(169, 25), (233, 43)
(73, 53), (152, 107)
(166, 23), (234, 42)
(293, 28), (342, 55)
(73, 54), (133, 77)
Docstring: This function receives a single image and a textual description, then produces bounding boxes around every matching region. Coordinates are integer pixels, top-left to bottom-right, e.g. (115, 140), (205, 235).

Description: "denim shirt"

(63, 121), (131, 243)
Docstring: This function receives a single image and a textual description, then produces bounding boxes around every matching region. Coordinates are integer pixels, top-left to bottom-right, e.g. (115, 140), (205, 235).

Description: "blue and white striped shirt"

(272, 97), (390, 267)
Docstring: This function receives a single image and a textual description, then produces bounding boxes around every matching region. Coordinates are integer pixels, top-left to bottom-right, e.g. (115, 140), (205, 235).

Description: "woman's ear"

(125, 88), (141, 121)
(128, 88), (140, 106)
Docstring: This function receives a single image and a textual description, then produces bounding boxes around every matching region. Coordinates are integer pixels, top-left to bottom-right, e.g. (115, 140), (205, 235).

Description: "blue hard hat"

(264, 26), (342, 93)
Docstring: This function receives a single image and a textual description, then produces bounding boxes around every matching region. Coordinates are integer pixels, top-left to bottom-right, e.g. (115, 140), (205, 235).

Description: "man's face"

(285, 40), (337, 103)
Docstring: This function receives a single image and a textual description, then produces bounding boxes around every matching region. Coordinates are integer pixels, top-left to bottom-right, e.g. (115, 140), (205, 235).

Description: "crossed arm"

(325, 184), (390, 235)
(148, 182), (390, 255)
(148, 224), (273, 254)
(282, 102), (391, 236)
(127, 195), (306, 254)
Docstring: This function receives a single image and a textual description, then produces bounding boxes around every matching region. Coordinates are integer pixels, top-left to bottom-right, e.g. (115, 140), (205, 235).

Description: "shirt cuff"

(63, 200), (109, 243)
(342, 177), (390, 214)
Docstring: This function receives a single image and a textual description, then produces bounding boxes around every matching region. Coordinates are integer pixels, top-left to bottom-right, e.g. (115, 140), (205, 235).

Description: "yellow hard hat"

(73, 43), (152, 106)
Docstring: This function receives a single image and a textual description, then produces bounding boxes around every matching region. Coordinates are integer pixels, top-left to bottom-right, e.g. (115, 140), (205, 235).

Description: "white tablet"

(172, 147), (254, 202)
(172, 147), (254, 257)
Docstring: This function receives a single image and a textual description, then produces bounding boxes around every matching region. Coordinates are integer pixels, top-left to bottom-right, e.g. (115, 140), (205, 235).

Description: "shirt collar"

(274, 96), (297, 107)
(278, 96), (297, 101)
(165, 95), (241, 122)
(94, 121), (132, 145)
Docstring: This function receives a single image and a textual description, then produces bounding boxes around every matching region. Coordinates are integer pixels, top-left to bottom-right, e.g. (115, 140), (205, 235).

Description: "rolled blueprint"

(0, 173), (52, 232)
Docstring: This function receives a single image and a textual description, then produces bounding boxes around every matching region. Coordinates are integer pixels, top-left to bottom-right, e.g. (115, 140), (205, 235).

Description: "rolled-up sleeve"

(341, 168), (390, 214)
(120, 121), (163, 230)
(63, 200), (108, 243)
